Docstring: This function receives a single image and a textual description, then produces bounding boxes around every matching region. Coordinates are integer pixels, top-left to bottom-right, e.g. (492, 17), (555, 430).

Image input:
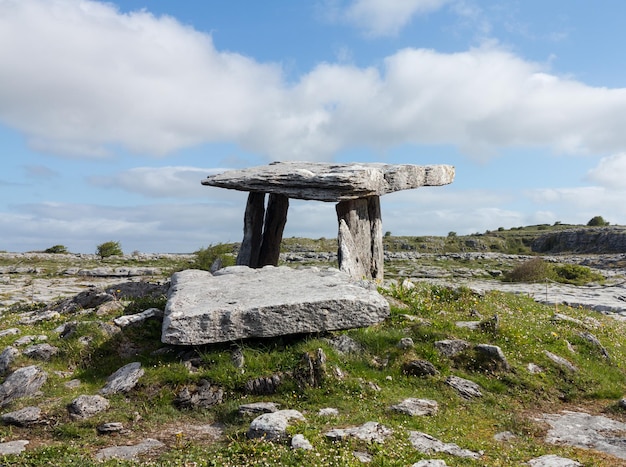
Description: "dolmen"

(202, 161), (454, 280)
(161, 266), (390, 345)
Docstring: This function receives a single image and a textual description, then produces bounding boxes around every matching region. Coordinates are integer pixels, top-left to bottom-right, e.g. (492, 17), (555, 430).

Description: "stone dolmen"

(202, 161), (454, 280)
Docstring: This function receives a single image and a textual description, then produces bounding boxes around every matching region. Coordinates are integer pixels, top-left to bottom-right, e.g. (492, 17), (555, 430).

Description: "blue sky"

(2, 0), (626, 253)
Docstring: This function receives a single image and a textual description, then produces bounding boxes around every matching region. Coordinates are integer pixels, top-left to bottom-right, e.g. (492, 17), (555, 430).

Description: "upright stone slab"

(162, 266), (390, 345)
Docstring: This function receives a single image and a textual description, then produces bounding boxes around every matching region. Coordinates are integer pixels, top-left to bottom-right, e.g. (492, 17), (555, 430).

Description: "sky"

(2, 0), (626, 254)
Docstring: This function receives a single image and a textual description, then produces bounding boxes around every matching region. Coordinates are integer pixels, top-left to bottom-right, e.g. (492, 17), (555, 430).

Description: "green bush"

(96, 241), (123, 259)
(44, 244), (68, 254)
(505, 258), (604, 285)
(504, 257), (553, 283)
(553, 264), (604, 285)
(587, 215), (609, 226)
(192, 243), (236, 271)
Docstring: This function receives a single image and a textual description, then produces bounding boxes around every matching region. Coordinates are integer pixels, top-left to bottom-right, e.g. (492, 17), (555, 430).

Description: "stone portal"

(202, 161), (455, 280)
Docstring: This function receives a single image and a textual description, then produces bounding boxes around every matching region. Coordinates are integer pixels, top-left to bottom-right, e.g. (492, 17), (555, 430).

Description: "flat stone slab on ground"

(95, 438), (165, 461)
(162, 266), (390, 345)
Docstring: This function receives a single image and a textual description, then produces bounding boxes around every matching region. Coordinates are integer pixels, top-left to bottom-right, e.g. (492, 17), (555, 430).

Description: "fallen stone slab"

(100, 362), (144, 395)
(97, 422), (125, 434)
(412, 461), (448, 467)
(162, 267), (390, 345)
(325, 421), (393, 443)
(526, 454), (582, 466)
(247, 409), (305, 442)
(23, 343), (59, 361)
(113, 308), (163, 327)
(408, 431), (481, 459)
(543, 351), (578, 372)
(541, 411), (626, 460)
(445, 375), (483, 399)
(0, 365), (47, 408)
(0, 440), (29, 456)
(1, 406), (42, 426)
(238, 402), (281, 416)
(95, 438), (165, 461)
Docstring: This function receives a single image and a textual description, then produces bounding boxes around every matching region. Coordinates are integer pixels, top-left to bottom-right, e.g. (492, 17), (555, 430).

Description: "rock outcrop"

(532, 227), (626, 253)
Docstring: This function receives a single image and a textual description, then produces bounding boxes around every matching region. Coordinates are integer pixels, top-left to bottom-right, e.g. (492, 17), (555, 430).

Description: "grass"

(2, 275), (626, 466)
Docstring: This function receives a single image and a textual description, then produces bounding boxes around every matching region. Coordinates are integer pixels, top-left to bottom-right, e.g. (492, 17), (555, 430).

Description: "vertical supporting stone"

(236, 192), (266, 267)
(336, 196), (384, 280)
(258, 193), (289, 267)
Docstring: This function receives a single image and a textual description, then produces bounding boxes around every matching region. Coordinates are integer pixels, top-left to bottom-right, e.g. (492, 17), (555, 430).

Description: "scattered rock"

(397, 337), (414, 349)
(291, 434), (313, 450)
(408, 431), (481, 459)
(0, 346), (19, 375)
(1, 406), (42, 426)
(325, 421), (392, 443)
(353, 451), (373, 462)
(318, 407), (339, 417)
(113, 308), (163, 327)
(0, 328), (20, 338)
(494, 431), (516, 442)
(541, 411), (626, 460)
(527, 363), (544, 374)
(473, 344), (510, 372)
(19, 310), (60, 325)
(162, 267), (390, 345)
(294, 348), (327, 388)
(247, 409), (306, 442)
(0, 365), (48, 408)
(543, 351), (578, 373)
(412, 461), (447, 467)
(245, 374), (283, 395)
(0, 440), (29, 456)
(578, 332), (610, 359)
(97, 422), (125, 434)
(14, 335), (47, 346)
(100, 362), (144, 395)
(23, 343), (59, 361)
(67, 395), (110, 419)
(455, 321), (481, 330)
(526, 454), (582, 466)
(95, 438), (165, 461)
(389, 398), (438, 416)
(238, 402), (280, 416)
(434, 339), (470, 357)
(445, 375), (483, 399)
(174, 380), (224, 410)
(403, 359), (440, 377)
(326, 335), (364, 355)
(231, 347), (245, 368)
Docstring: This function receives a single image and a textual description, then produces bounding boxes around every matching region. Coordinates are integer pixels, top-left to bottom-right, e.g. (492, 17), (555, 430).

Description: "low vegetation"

(1, 276), (626, 465)
(504, 257), (605, 285)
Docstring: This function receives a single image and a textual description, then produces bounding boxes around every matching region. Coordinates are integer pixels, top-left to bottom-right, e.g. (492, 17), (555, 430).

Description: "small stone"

(527, 363), (543, 374)
(434, 339), (471, 357)
(100, 362), (144, 395)
(291, 434), (313, 450)
(543, 351), (578, 372)
(397, 337), (414, 349)
(247, 410), (305, 442)
(1, 406), (42, 426)
(408, 431), (481, 459)
(0, 346), (19, 375)
(445, 375), (483, 399)
(67, 394), (110, 419)
(474, 344), (510, 372)
(327, 334), (363, 355)
(403, 359), (439, 377)
(95, 438), (165, 461)
(238, 402), (280, 416)
(455, 321), (481, 330)
(494, 431), (516, 442)
(526, 454), (581, 466)
(244, 374), (282, 395)
(0, 365), (48, 408)
(0, 328), (20, 338)
(0, 440), (29, 456)
(325, 421), (392, 443)
(318, 407), (339, 417)
(65, 379), (81, 389)
(412, 461), (447, 467)
(23, 343), (59, 361)
(389, 398), (438, 417)
(353, 451), (373, 462)
(97, 422), (125, 434)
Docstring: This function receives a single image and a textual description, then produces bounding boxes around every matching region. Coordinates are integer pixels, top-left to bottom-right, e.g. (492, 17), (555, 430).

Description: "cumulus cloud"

(2, 0), (626, 162)
(586, 153), (626, 189)
(89, 166), (226, 198)
(343, 0), (451, 37)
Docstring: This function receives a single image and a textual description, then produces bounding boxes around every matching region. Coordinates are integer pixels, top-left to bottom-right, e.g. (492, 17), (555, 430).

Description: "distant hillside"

(281, 224), (626, 255)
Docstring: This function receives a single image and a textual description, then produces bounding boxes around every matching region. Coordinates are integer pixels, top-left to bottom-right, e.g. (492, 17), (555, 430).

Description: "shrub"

(96, 241), (123, 259)
(587, 216), (609, 226)
(44, 244), (68, 254)
(553, 264), (604, 285)
(504, 258), (553, 283)
(192, 244), (236, 271)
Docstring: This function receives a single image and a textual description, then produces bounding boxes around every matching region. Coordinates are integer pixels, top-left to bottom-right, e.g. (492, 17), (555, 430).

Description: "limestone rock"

(474, 344), (510, 372)
(389, 398), (438, 416)
(543, 351), (578, 372)
(434, 339), (471, 357)
(244, 374), (283, 395)
(247, 409), (305, 442)
(100, 362), (144, 395)
(291, 434), (313, 450)
(403, 359), (440, 377)
(97, 422), (125, 434)
(327, 334), (363, 355)
(325, 421), (392, 443)
(162, 267), (390, 345)
(527, 454), (581, 466)
(95, 438), (165, 461)
(67, 395), (110, 419)
(1, 406), (42, 426)
(113, 308), (163, 327)
(0, 328), (20, 338)
(0, 346), (19, 375)
(408, 431), (481, 459)
(238, 402), (280, 416)
(445, 375), (483, 399)
(412, 461), (448, 467)
(174, 380), (224, 409)
(0, 365), (47, 408)
(0, 440), (29, 456)
(202, 162), (455, 202)
(397, 337), (415, 349)
(23, 343), (59, 361)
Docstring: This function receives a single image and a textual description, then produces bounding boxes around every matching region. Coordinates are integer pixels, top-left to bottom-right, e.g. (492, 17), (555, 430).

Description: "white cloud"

(586, 153), (626, 190)
(89, 166), (226, 198)
(2, 1), (626, 163)
(343, 0), (451, 37)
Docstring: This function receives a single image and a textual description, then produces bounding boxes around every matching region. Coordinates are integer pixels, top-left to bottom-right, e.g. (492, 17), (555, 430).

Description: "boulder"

(0, 440), (29, 456)
(67, 395), (110, 419)
(389, 398), (438, 416)
(100, 362), (144, 395)
(1, 406), (42, 426)
(408, 431), (481, 459)
(445, 375), (483, 399)
(0, 365), (47, 408)
(95, 438), (165, 461)
(162, 267), (390, 345)
(23, 343), (59, 361)
(0, 346), (19, 375)
(325, 421), (393, 443)
(247, 409), (305, 442)
(434, 339), (471, 357)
